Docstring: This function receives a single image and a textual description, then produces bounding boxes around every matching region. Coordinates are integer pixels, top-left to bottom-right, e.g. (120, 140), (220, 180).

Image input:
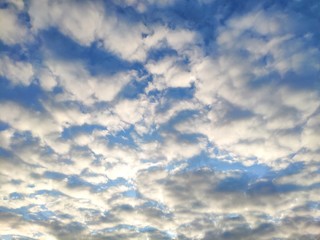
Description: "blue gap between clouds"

(184, 151), (270, 178)
(40, 27), (153, 100)
(117, 76), (150, 100)
(0, 78), (45, 111)
(61, 124), (106, 140)
(0, 121), (10, 131)
(107, 125), (137, 148)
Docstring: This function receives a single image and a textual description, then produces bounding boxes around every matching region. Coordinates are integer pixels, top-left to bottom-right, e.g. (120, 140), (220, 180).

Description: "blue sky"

(0, 0), (319, 239)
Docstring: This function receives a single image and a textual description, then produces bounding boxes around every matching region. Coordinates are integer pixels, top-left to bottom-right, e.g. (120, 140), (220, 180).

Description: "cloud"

(42, 59), (135, 104)
(0, 102), (59, 138)
(28, 0), (200, 62)
(146, 56), (195, 90)
(0, 7), (28, 45)
(28, 0), (148, 61)
(135, 167), (320, 239)
(28, 0), (102, 45)
(0, 0), (320, 239)
(172, 5), (320, 168)
(0, 57), (34, 86)
(112, 0), (177, 13)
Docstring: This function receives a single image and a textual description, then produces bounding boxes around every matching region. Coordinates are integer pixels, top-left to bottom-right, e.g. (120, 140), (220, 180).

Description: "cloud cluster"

(176, 5), (320, 167)
(0, 0), (319, 239)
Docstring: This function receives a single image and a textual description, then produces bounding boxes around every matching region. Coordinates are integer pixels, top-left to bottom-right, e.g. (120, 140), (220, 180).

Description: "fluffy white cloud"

(1, 1), (319, 239)
(43, 59), (134, 104)
(28, 0), (148, 61)
(28, 0), (199, 62)
(37, 67), (58, 91)
(0, 8), (28, 45)
(114, 98), (146, 124)
(0, 128), (14, 149)
(175, 7), (320, 167)
(0, 102), (59, 138)
(28, 0), (102, 45)
(0, 56), (34, 86)
(144, 25), (199, 59)
(146, 56), (195, 90)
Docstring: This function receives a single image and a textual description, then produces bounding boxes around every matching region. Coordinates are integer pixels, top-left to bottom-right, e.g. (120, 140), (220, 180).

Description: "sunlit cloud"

(0, 0), (319, 239)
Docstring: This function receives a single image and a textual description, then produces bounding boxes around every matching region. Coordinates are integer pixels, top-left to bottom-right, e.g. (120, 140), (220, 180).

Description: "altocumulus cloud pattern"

(0, 0), (319, 239)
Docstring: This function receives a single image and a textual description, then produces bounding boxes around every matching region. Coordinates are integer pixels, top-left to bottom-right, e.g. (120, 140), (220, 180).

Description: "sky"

(0, 0), (319, 239)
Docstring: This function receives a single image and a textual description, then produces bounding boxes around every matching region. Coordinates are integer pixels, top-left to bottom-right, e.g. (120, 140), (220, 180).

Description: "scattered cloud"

(0, 0), (319, 239)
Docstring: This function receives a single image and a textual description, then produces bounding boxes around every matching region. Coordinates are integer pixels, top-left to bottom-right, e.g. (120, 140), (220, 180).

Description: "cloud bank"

(0, 0), (319, 239)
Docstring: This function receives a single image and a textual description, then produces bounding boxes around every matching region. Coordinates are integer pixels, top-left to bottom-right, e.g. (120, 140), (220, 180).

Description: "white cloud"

(0, 102), (60, 138)
(0, 128), (14, 149)
(0, 56), (34, 86)
(28, 0), (199, 62)
(301, 112), (320, 151)
(1, 1), (319, 239)
(37, 67), (58, 91)
(0, 219), (58, 240)
(144, 25), (199, 55)
(28, 0), (102, 46)
(166, 28), (198, 51)
(99, 19), (148, 62)
(175, 96), (319, 167)
(0, 8), (28, 45)
(43, 59), (134, 104)
(161, 135), (206, 162)
(28, 0), (148, 61)
(114, 98), (145, 124)
(92, 72), (135, 102)
(146, 56), (195, 90)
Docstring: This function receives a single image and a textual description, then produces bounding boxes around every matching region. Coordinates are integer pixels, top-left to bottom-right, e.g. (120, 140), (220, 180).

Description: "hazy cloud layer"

(0, 0), (319, 239)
